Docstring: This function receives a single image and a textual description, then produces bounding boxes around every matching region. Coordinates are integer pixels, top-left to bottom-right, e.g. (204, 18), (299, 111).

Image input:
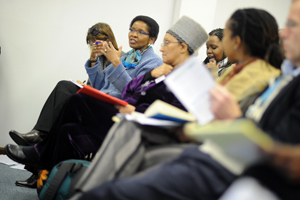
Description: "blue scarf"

(122, 46), (152, 68)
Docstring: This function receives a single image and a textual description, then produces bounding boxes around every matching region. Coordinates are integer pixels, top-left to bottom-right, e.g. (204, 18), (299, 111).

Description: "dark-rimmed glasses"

(129, 28), (149, 36)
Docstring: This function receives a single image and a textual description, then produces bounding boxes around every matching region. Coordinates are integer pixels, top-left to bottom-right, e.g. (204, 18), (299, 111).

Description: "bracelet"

(90, 60), (97, 63)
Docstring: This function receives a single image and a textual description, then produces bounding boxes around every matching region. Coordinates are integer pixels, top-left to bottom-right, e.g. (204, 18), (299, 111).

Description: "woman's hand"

(151, 64), (173, 78)
(90, 40), (105, 61)
(116, 104), (136, 114)
(102, 41), (123, 68)
(210, 84), (242, 120)
(206, 59), (220, 69)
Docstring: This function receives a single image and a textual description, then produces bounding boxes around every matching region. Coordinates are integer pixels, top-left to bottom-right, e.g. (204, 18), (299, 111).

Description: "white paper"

(0, 155), (26, 170)
(164, 56), (215, 125)
(69, 79), (84, 88)
(0, 155), (20, 165)
(10, 164), (26, 170)
(125, 113), (182, 129)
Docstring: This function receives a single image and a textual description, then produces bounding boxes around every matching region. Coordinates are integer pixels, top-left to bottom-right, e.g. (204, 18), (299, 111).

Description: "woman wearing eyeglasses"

(9, 16), (162, 146)
(7, 16), (162, 188)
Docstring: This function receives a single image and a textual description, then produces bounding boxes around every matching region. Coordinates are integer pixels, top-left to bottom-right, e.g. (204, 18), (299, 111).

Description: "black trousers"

(33, 80), (79, 133)
(33, 93), (117, 171)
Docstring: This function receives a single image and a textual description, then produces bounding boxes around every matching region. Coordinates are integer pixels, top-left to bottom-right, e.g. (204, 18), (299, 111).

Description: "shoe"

(15, 174), (38, 189)
(9, 129), (44, 146)
(4, 144), (39, 166)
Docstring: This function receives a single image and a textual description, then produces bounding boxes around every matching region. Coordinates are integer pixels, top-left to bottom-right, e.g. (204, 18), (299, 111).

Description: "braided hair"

(209, 28), (224, 41)
(228, 9), (284, 69)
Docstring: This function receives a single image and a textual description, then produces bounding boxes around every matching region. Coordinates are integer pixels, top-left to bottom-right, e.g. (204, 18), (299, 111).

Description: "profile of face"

(128, 20), (154, 51)
(222, 21), (238, 63)
(206, 35), (224, 62)
(160, 33), (182, 66)
(281, 0), (300, 66)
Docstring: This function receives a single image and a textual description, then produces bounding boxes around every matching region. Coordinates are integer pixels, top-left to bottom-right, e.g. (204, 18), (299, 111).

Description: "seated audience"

(9, 15), (162, 146)
(73, 8), (294, 200)
(9, 15), (162, 189)
(4, 15), (209, 185)
(204, 28), (235, 78)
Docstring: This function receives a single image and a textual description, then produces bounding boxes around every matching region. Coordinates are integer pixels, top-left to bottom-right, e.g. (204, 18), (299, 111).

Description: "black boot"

(9, 129), (46, 146)
(15, 174), (38, 189)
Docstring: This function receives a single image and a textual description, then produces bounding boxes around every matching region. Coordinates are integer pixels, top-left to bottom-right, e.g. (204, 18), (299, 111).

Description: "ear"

(233, 35), (242, 49)
(148, 37), (156, 45)
(180, 43), (189, 54)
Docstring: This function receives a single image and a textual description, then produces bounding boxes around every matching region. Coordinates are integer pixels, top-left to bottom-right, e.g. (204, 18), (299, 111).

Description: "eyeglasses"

(285, 20), (300, 28)
(129, 28), (149, 36)
(161, 41), (180, 47)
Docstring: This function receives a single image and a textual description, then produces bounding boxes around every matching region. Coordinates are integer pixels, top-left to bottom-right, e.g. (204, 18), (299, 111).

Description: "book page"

(69, 79), (83, 88)
(125, 113), (182, 129)
(164, 56), (215, 125)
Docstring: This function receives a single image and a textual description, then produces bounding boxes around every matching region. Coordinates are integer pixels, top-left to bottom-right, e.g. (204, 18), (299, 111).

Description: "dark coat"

(259, 74), (300, 144)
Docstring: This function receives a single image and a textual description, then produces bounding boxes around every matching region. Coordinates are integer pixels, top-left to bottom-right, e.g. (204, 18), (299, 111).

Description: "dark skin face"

(128, 21), (155, 51)
(206, 35), (225, 62)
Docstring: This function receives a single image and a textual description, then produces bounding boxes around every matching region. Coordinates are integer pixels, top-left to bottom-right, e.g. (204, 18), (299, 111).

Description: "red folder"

(77, 85), (128, 106)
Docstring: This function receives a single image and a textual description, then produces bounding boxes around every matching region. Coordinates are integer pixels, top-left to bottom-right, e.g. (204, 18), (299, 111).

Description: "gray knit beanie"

(167, 15), (208, 54)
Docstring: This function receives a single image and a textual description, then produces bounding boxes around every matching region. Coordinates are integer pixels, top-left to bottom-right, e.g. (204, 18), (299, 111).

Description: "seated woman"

(72, 9), (289, 200)
(4, 15), (209, 183)
(204, 28), (234, 78)
(9, 16), (162, 189)
(9, 16), (162, 147)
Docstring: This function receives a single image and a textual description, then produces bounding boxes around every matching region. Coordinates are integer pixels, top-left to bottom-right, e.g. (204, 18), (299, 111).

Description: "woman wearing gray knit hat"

(149, 15), (208, 78)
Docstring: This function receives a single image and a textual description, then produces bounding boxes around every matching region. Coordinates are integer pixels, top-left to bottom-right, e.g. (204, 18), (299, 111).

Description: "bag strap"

(68, 163), (87, 198)
(43, 162), (75, 200)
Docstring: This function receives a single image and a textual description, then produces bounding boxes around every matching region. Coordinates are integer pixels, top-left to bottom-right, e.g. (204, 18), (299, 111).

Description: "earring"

(233, 46), (237, 50)
(148, 43), (151, 46)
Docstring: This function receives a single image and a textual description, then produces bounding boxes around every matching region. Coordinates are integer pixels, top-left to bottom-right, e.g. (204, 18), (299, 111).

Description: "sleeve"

(106, 56), (162, 93)
(121, 74), (146, 105)
(85, 59), (108, 89)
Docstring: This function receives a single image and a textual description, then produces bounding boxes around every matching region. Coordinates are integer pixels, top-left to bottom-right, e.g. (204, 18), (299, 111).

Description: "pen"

(93, 42), (102, 45)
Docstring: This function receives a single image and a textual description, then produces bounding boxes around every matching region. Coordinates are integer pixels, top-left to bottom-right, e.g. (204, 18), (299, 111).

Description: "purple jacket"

(122, 73), (186, 113)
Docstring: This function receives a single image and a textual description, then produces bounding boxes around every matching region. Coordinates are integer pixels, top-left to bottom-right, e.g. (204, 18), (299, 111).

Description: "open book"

(164, 56), (215, 125)
(184, 119), (274, 174)
(144, 100), (196, 122)
(77, 85), (128, 106)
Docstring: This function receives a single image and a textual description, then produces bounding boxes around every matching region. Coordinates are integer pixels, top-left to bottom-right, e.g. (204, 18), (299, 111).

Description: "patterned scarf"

(122, 46), (152, 68)
(217, 57), (229, 76)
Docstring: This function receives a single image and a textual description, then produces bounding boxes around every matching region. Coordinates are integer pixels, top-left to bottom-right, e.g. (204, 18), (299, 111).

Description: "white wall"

(0, 0), (292, 146)
(0, 0), (175, 146)
(179, 0), (291, 61)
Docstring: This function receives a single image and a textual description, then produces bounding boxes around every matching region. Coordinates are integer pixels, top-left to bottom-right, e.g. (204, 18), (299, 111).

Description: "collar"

(281, 59), (300, 77)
